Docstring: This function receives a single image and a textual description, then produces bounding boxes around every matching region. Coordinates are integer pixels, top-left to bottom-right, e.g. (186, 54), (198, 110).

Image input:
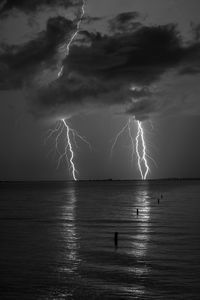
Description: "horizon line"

(1, 177), (200, 183)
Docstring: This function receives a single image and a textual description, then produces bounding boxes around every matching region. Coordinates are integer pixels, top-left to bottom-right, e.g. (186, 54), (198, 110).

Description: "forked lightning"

(45, 119), (91, 181)
(111, 118), (151, 179)
(46, 0), (88, 180)
(135, 121), (150, 180)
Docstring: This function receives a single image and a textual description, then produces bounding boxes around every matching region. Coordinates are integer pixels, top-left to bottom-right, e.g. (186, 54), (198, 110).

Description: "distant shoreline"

(1, 178), (200, 184)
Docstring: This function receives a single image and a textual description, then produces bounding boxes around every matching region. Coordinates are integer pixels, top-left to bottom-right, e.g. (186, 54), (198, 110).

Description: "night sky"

(1, 0), (200, 180)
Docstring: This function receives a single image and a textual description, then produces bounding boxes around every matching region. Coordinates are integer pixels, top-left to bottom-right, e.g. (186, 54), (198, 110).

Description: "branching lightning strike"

(111, 118), (152, 180)
(57, 0), (86, 78)
(135, 121), (150, 180)
(45, 1), (88, 181)
(46, 1), (153, 180)
(45, 119), (91, 181)
(62, 119), (77, 180)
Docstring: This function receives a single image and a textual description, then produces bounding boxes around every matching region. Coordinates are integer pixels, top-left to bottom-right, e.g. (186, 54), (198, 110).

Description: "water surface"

(0, 180), (200, 299)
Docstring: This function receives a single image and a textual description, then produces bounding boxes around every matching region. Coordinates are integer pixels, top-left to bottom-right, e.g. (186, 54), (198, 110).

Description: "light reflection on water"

(59, 185), (81, 274)
(1, 181), (200, 299)
(134, 188), (151, 259)
(124, 185), (151, 297)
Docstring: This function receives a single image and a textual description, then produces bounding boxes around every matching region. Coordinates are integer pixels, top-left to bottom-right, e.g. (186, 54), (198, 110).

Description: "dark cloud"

(83, 16), (103, 25)
(67, 25), (182, 82)
(1, 8), (200, 121)
(179, 66), (200, 75)
(109, 12), (141, 33)
(126, 98), (158, 121)
(0, 16), (75, 89)
(129, 87), (151, 98)
(178, 42), (200, 75)
(0, 0), (79, 15)
(191, 22), (200, 41)
(29, 23), (200, 120)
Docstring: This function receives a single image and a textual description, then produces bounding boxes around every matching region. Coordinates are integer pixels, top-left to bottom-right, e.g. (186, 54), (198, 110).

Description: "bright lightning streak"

(57, 0), (86, 78)
(136, 121), (150, 180)
(62, 119), (77, 181)
(135, 122), (143, 179)
(57, 66), (64, 78)
(111, 118), (152, 180)
(45, 1), (88, 180)
(45, 118), (91, 181)
(139, 122), (150, 179)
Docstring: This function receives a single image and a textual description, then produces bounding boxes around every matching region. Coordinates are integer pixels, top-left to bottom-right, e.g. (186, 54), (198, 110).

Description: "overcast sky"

(0, 0), (200, 180)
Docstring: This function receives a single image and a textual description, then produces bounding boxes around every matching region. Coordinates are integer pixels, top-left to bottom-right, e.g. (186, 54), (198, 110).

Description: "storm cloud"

(108, 11), (141, 33)
(0, 0), (79, 15)
(31, 22), (200, 120)
(0, 16), (75, 89)
(1, 8), (200, 121)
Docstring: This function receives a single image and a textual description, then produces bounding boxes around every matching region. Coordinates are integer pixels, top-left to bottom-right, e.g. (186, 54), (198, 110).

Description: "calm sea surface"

(0, 180), (200, 299)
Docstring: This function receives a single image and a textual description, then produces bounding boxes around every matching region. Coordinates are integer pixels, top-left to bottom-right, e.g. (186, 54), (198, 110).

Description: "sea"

(0, 180), (200, 299)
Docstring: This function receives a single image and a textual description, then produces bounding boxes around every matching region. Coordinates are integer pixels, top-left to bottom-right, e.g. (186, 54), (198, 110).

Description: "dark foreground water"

(0, 180), (200, 299)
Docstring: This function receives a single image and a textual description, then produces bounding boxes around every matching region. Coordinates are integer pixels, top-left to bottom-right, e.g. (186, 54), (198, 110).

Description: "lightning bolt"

(135, 121), (150, 180)
(44, 1), (88, 180)
(45, 118), (91, 181)
(135, 122), (143, 179)
(111, 118), (152, 179)
(62, 119), (77, 181)
(57, 0), (86, 78)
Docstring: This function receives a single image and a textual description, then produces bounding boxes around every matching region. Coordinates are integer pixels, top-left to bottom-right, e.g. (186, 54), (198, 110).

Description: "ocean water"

(0, 180), (200, 299)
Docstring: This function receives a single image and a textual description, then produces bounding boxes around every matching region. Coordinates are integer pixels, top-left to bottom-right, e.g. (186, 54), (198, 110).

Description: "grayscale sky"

(0, 0), (200, 180)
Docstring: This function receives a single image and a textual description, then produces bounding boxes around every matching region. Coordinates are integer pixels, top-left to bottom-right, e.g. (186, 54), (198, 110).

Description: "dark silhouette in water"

(114, 232), (118, 248)
(137, 209), (139, 216)
(158, 198), (160, 204)
(161, 194), (163, 199)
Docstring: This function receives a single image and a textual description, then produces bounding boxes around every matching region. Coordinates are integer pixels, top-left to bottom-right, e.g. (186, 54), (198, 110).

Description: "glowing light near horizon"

(45, 118), (91, 181)
(111, 118), (152, 180)
(57, 0), (86, 78)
